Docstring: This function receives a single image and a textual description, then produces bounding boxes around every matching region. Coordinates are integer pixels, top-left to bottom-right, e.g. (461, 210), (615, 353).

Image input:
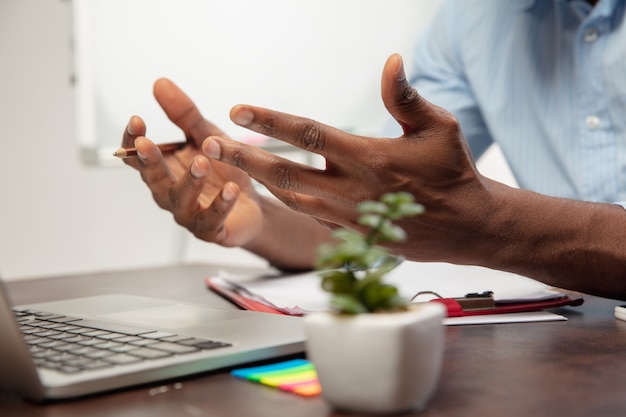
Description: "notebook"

(0, 279), (305, 401)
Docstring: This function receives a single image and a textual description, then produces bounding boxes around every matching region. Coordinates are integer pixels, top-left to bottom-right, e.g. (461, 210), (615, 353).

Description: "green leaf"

(315, 244), (345, 269)
(332, 229), (364, 243)
(330, 294), (368, 315)
(320, 270), (356, 294)
(396, 202), (425, 217)
(313, 191), (423, 313)
(316, 237), (370, 270)
(360, 281), (397, 311)
(357, 201), (388, 215)
(371, 255), (403, 277)
(358, 214), (382, 229)
(360, 247), (390, 268)
(381, 191), (414, 205)
(379, 222), (407, 242)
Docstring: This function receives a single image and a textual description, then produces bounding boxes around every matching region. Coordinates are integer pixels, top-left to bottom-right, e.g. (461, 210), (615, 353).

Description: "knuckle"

(443, 113), (462, 133)
(277, 190), (302, 212)
(397, 84), (421, 108)
(272, 163), (295, 191)
(219, 140), (251, 169)
(230, 148), (247, 169)
(262, 116), (276, 132)
(192, 208), (226, 241)
(297, 121), (326, 152)
(168, 188), (182, 209)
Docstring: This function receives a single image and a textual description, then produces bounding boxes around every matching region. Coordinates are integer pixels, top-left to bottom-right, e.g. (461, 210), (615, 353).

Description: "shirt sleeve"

(404, 0), (494, 160)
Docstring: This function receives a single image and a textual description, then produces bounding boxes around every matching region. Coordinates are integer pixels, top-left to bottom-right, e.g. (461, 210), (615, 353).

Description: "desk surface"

(2, 263), (626, 417)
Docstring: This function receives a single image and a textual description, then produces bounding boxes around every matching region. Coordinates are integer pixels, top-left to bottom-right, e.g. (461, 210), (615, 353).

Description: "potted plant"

(303, 192), (446, 414)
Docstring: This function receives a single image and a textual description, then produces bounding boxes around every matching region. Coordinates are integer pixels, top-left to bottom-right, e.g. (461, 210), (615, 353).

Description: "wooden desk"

(2, 263), (626, 417)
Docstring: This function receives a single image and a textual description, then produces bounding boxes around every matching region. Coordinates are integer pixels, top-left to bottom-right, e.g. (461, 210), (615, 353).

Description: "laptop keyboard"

(13, 308), (232, 374)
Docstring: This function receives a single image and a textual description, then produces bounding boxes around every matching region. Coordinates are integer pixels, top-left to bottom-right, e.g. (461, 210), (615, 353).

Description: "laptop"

(0, 280), (305, 401)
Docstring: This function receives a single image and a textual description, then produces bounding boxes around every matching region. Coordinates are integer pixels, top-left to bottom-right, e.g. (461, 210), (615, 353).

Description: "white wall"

(74, 0), (443, 155)
(0, 0), (514, 281)
(0, 0), (234, 281)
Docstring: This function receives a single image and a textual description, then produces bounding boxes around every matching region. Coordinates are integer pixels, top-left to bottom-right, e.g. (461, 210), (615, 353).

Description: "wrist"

(471, 183), (626, 298)
(243, 197), (331, 271)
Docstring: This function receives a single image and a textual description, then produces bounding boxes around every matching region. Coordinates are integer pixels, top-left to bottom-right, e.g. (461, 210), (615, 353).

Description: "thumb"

(381, 54), (432, 136)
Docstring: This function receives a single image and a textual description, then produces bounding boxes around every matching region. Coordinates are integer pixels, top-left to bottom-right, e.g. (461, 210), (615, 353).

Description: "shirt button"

(584, 27), (599, 42)
(585, 115), (600, 129)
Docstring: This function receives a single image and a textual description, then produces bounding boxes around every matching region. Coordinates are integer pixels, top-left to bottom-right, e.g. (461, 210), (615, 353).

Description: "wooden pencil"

(113, 142), (186, 158)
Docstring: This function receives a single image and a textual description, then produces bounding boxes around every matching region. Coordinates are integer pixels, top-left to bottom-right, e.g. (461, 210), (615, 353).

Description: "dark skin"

(122, 79), (330, 270)
(123, 54), (626, 300)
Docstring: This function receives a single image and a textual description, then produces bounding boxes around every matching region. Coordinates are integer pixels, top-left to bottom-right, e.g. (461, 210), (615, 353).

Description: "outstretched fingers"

(229, 105), (354, 160)
(202, 135), (352, 202)
(153, 78), (226, 146)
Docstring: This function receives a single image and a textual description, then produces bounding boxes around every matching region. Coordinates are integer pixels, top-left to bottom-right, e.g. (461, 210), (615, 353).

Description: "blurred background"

(0, 0), (514, 281)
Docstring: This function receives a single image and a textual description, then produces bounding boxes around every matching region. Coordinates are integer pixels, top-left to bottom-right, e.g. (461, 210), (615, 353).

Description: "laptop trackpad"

(101, 304), (246, 331)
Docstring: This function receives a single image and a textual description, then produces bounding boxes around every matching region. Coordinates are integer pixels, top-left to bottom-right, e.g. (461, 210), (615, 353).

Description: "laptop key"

(79, 330), (111, 338)
(47, 351), (81, 363)
(67, 346), (100, 356)
(140, 331), (177, 339)
(62, 334), (93, 343)
(148, 342), (199, 354)
(128, 338), (158, 347)
(104, 353), (143, 365)
(160, 335), (194, 343)
(92, 341), (125, 350)
(31, 329), (63, 338)
(48, 316), (82, 323)
(38, 340), (70, 350)
(17, 309), (234, 377)
(115, 335), (142, 343)
(96, 332), (127, 340)
(76, 338), (106, 347)
(128, 348), (172, 360)
(195, 341), (232, 350)
(73, 319), (157, 336)
(84, 350), (116, 359)
(81, 360), (112, 371)
(31, 349), (59, 360)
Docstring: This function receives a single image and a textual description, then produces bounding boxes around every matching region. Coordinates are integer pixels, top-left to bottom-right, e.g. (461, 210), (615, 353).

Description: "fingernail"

(190, 157), (205, 179)
(396, 55), (406, 81)
(231, 107), (254, 127)
(127, 117), (137, 135)
(222, 183), (236, 201)
(202, 137), (221, 159)
(134, 138), (148, 160)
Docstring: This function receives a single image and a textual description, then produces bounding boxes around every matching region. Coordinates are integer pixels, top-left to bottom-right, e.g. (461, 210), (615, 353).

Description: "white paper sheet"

(216, 262), (569, 324)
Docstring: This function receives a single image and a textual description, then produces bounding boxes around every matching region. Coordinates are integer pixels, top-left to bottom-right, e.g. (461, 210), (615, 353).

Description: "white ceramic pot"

(303, 302), (446, 414)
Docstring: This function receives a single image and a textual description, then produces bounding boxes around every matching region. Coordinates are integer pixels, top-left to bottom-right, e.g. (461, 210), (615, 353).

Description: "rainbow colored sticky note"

(231, 359), (322, 397)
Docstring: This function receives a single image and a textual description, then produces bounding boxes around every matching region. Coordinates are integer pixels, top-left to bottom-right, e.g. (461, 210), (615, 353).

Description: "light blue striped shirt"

(407, 0), (626, 206)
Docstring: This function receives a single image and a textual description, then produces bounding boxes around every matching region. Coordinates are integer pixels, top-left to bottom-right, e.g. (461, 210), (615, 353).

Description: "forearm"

(243, 196), (332, 271)
(476, 181), (626, 300)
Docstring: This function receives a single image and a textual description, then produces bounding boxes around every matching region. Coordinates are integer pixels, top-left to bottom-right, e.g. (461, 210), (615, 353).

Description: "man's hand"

(120, 78), (263, 248)
(201, 54), (493, 263)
